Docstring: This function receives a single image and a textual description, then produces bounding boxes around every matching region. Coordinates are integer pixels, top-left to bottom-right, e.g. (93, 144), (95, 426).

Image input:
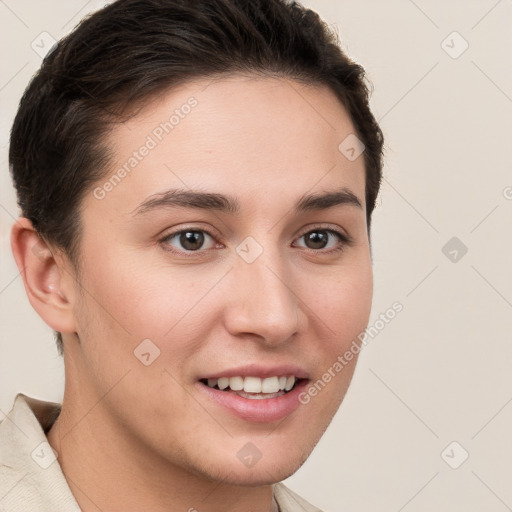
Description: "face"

(67, 75), (372, 485)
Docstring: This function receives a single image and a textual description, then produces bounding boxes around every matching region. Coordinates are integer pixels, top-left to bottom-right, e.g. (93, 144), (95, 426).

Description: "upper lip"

(199, 364), (309, 380)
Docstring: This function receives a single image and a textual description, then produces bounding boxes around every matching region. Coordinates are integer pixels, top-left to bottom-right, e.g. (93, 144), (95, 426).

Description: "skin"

(11, 75), (373, 512)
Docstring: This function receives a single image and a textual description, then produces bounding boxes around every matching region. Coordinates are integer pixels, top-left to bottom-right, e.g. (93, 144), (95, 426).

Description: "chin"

(184, 444), (312, 487)
(211, 461), (303, 487)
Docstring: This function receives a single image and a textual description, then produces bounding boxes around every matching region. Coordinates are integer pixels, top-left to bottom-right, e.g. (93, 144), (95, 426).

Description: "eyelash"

(159, 225), (353, 258)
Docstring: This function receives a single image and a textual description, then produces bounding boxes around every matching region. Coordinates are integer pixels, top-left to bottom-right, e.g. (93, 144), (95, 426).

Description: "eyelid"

(158, 223), (222, 241)
(293, 224), (353, 253)
(295, 223), (352, 243)
(158, 224), (223, 257)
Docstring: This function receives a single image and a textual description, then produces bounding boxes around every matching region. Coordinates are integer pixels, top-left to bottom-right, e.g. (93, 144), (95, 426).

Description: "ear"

(10, 217), (77, 334)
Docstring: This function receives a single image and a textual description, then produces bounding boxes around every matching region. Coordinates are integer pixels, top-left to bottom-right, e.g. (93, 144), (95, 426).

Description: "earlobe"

(10, 217), (77, 334)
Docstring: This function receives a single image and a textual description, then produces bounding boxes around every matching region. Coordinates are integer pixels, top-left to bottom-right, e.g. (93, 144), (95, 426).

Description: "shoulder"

(0, 393), (80, 512)
(273, 482), (324, 512)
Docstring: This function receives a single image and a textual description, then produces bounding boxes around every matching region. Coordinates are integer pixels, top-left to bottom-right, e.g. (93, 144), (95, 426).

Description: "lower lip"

(196, 380), (308, 423)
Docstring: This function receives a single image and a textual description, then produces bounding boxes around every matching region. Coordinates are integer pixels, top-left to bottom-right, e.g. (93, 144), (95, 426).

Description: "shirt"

(0, 393), (323, 512)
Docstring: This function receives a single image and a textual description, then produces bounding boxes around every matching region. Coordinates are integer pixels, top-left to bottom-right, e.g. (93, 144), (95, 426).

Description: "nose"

(223, 250), (306, 346)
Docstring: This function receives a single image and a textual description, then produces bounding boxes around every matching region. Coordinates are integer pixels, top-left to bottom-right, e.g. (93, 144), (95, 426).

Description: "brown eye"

(163, 230), (216, 252)
(179, 231), (204, 250)
(303, 231), (330, 249)
(295, 229), (348, 252)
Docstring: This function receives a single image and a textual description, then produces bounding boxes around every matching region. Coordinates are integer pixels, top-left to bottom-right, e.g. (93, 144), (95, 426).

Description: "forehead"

(88, 74), (366, 217)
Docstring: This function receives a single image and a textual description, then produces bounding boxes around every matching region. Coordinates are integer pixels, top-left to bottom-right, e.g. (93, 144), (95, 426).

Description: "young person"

(2, 0), (384, 510)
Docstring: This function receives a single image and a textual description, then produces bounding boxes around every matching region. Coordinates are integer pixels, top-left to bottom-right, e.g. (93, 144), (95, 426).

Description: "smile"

(197, 374), (309, 422)
(200, 375), (298, 399)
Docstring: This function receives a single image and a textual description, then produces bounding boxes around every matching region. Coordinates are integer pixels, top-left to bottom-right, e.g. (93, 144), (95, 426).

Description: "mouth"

(197, 374), (309, 423)
(199, 375), (304, 400)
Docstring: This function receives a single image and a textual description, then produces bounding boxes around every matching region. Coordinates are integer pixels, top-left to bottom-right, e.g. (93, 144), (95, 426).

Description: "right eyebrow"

(131, 189), (240, 216)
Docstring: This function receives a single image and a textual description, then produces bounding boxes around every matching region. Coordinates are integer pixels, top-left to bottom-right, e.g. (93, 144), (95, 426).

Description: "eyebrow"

(295, 188), (362, 212)
(132, 187), (362, 216)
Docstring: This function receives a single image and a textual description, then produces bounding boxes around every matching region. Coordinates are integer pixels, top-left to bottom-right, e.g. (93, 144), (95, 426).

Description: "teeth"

(261, 376), (280, 393)
(234, 390), (284, 400)
(218, 377), (230, 390)
(204, 375), (298, 393)
(229, 376), (244, 391)
(244, 376), (262, 393)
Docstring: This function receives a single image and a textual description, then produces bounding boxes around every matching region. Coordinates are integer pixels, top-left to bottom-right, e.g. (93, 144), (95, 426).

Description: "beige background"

(1, 1), (511, 510)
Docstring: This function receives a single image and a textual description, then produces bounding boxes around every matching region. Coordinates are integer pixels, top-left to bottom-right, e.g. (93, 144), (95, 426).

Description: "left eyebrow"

(295, 188), (362, 212)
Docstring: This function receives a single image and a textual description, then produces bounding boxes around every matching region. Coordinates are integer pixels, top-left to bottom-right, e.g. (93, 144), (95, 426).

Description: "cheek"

(299, 257), (372, 408)
(298, 267), (372, 429)
(310, 259), (373, 343)
(77, 252), (188, 338)
(74, 250), (226, 380)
